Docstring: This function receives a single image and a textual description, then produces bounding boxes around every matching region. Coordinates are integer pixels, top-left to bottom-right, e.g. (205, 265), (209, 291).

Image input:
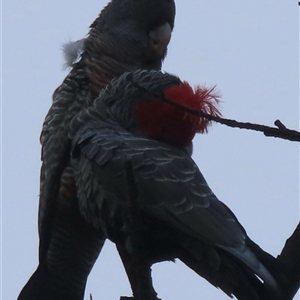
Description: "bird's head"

(96, 70), (221, 147)
(84, 0), (175, 70)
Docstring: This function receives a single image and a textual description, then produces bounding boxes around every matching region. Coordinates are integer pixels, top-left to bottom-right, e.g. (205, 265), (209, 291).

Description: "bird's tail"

(178, 239), (282, 300)
(17, 264), (86, 300)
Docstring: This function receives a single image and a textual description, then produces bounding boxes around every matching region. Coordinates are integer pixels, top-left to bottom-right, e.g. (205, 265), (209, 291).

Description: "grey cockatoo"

(70, 69), (282, 300)
(17, 1), (175, 299)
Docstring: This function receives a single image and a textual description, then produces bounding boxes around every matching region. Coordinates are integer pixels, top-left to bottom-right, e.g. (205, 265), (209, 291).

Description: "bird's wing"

(38, 67), (90, 259)
(72, 124), (277, 290)
(73, 125), (245, 249)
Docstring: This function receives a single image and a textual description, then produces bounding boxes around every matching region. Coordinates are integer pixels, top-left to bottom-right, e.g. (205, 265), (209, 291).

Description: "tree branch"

(276, 223), (300, 299)
(159, 94), (300, 142)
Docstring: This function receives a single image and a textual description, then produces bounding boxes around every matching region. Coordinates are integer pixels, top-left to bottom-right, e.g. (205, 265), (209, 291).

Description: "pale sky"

(2, 1), (299, 299)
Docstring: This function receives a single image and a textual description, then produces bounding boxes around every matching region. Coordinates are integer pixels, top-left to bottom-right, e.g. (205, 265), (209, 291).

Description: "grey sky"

(2, 1), (299, 299)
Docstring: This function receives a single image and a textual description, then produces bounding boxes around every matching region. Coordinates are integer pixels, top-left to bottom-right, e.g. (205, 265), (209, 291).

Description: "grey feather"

(61, 39), (85, 69)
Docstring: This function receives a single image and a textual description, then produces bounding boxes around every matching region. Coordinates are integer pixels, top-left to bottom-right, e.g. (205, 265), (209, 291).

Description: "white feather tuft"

(61, 38), (85, 69)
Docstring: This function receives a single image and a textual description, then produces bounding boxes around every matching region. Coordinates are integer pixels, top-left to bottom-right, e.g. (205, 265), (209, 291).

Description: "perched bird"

(17, 1), (175, 299)
(70, 69), (282, 300)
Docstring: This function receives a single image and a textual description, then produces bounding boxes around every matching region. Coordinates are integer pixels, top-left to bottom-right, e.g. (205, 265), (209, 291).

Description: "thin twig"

(159, 94), (300, 142)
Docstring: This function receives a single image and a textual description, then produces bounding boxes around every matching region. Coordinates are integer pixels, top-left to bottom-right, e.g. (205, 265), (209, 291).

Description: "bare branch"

(276, 223), (300, 300)
(159, 94), (300, 142)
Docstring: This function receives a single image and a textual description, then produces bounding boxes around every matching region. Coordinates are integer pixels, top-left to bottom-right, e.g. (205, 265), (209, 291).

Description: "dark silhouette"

(17, 1), (175, 299)
(70, 70), (289, 300)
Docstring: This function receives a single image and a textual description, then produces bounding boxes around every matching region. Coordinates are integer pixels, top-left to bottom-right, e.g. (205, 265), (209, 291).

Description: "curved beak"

(149, 22), (172, 57)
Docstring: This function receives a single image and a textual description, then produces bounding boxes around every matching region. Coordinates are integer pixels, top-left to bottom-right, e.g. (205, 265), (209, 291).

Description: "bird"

(17, 1), (175, 299)
(69, 69), (283, 300)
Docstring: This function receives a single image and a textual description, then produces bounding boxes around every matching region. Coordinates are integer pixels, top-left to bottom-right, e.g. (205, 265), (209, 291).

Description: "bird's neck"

(83, 55), (142, 100)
